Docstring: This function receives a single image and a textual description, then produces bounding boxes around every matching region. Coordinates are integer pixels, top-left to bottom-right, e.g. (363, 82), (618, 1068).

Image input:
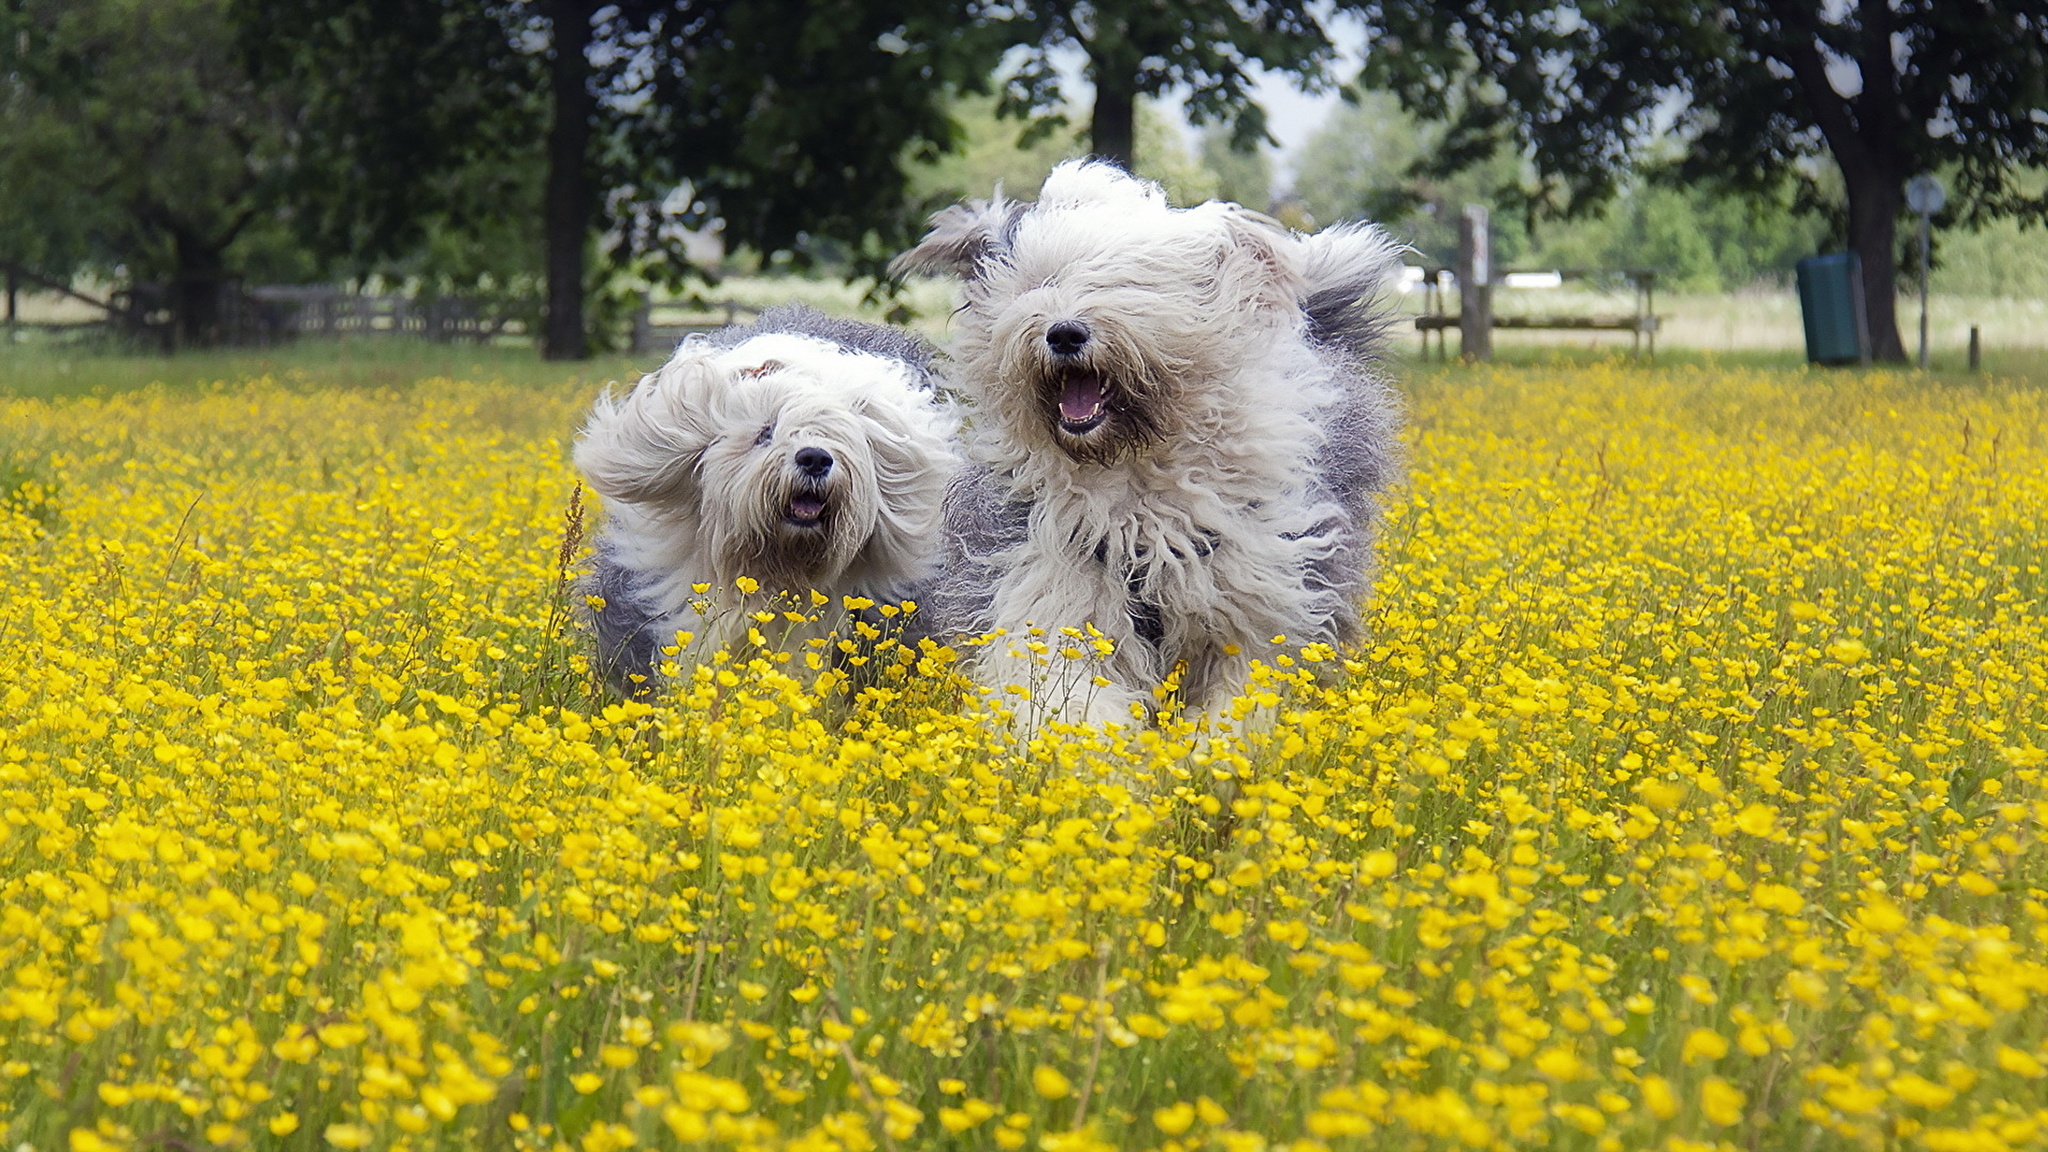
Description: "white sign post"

(1906, 175), (1946, 371)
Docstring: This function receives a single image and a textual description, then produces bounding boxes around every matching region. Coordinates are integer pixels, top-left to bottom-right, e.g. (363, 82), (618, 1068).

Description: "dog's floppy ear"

(1218, 206), (1306, 312)
(848, 389), (958, 577)
(573, 357), (722, 506)
(891, 196), (1020, 280)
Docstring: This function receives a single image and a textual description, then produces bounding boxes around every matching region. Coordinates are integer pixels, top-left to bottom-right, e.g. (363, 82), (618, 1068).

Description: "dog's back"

(1295, 225), (1407, 639)
(706, 305), (938, 384)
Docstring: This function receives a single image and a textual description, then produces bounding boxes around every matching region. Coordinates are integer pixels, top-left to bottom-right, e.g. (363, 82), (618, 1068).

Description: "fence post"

(4, 266), (15, 344)
(1458, 205), (1493, 362)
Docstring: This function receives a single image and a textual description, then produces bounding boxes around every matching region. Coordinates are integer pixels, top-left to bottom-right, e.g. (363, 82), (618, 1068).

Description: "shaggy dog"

(894, 161), (1402, 726)
(574, 305), (957, 693)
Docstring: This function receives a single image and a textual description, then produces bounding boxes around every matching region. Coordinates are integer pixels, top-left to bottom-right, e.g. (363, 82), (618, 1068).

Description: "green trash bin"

(1795, 253), (1870, 365)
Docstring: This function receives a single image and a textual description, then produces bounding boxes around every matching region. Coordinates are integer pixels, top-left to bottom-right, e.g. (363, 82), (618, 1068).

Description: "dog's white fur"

(574, 307), (957, 690)
(896, 161), (1403, 727)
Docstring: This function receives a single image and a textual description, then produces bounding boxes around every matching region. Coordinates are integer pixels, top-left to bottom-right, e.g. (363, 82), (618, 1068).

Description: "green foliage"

(1345, 0), (2048, 360)
(1350, 0), (2048, 221)
(0, 0), (313, 341)
(1291, 92), (1537, 265)
(908, 97), (1076, 204)
(909, 95), (1223, 208)
(233, 0), (546, 288)
(994, 0), (1337, 163)
(1199, 128), (1274, 210)
(240, 0), (1009, 353)
(1135, 107), (1221, 206)
(606, 1), (1009, 283)
(1935, 216), (2048, 298)
(1530, 184), (1829, 292)
(1292, 92), (1828, 288)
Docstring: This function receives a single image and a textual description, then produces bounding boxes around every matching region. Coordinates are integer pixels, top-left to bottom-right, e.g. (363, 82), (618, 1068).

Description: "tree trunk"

(1845, 0), (1906, 363)
(1090, 68), (1137, 171)
(171, 230), (229, 351)
(1085, 14), (1138, 171)
(1768, 0), (1909, 363)
(1845, 174), (1906, 363)
(542, 0), (595, 361)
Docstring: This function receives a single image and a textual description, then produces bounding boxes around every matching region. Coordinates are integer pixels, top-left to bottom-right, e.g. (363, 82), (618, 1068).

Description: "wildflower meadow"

(1, 359), (2044, 1152)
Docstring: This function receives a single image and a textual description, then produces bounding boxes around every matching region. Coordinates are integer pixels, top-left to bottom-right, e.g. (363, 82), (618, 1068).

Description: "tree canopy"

(239, 0), (1007, 358)
(996, 0), (1336, 169)
(1348, 0), (2048, 361)
(0, 0), (312, 346)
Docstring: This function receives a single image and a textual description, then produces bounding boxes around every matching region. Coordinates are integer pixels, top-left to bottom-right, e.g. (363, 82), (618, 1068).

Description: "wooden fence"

(244, 287), (522, 343)
(1, 273), (526, 348)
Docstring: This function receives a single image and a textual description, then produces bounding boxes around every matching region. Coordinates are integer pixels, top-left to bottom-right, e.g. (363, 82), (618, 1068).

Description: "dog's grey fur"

(576, 305), (957, 693)
(896, 161), (1403, 725)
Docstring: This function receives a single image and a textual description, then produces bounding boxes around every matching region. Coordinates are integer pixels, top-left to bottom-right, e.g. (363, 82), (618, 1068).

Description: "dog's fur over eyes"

(895, 161), (1403, 725)
(574, 305), (957, 692)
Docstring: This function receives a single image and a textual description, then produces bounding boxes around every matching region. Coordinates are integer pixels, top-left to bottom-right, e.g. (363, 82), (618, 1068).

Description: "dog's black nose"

(1046, 321), (1090, 357)
(794, 447), (834, 477)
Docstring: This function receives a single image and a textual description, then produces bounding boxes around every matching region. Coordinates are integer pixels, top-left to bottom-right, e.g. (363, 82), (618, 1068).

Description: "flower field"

(2, 361), (2045, 1152)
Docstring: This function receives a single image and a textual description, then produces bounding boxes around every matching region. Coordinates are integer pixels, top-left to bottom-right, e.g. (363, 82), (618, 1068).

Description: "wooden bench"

(1414, 268), (1662, 360)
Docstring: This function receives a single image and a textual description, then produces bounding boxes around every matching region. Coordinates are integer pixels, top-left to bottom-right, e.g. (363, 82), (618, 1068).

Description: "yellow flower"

(323, 1124), (373, 1150)
(1887, 1074), (1956, 1109)
(1995, 1046), (2045, 1078)
(1032, 1065), (1072, 1100)
(1681, 1028), (1730, 1065)
(1154, 1102), (1196, 1135)
(1825, 637), (1869, 663)
(1640, 1075), (1678, 1120)
(1700, 1078), (1746, 1126)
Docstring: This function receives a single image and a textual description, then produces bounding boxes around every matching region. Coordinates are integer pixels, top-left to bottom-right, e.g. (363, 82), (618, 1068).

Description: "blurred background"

(2, 0), (2044, 367)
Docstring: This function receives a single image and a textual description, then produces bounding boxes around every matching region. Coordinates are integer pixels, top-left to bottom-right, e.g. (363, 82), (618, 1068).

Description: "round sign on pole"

(1906, 174), (1946, 216)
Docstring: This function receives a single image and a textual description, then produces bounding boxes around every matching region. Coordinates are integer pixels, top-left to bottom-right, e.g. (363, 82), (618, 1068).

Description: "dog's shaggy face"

(897, 162), (1306, 465)
(576, 332), (952, 592)
(693, 335), (906, 586)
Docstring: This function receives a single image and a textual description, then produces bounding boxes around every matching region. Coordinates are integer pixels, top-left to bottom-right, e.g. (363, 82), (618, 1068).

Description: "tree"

(241, 0), (1007, 359)
(1294, 93), (1830, 286)
(0, 0), (309, 346)
(1349, 0), (2048, 361)
(997, 0), (1337, 169)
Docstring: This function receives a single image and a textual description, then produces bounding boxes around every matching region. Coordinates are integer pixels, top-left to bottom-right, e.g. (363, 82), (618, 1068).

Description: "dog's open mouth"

(786, 493), (828, 527)
(1056, 369), (1108, 434)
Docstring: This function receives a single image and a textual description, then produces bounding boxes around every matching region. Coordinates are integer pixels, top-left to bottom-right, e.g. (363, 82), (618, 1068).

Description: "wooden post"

(1969, 326), (1981, 372)
(4, 265), (15, 344)
(1457, 206), (1492, 362)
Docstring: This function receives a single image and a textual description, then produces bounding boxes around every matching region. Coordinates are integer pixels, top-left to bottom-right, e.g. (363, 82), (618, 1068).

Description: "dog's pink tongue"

(789, 494), (825, 521)
(1058, 372), (1105, 423)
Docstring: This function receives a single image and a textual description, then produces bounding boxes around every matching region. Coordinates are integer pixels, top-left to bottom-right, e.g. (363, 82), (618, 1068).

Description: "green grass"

(1390, 342), (2048, 386)
(0, 338), (652, 401)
